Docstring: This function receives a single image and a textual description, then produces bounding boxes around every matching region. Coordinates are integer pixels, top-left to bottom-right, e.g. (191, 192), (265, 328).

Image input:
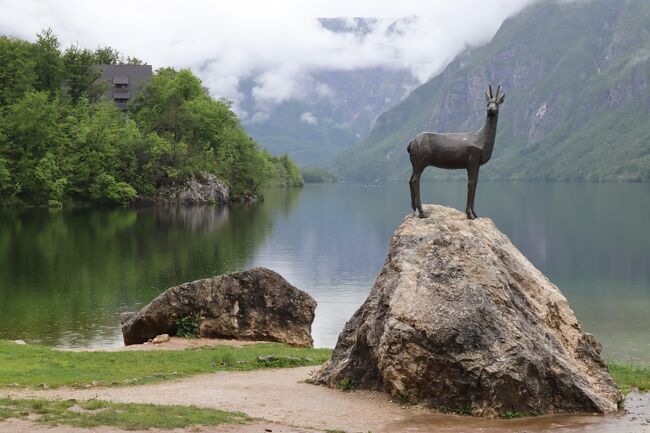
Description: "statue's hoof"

(418, 212), (427, 219)
(466, 214), (476, 220)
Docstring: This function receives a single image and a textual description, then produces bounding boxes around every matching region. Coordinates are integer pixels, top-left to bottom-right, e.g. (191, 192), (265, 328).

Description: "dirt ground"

(57, 336), (260, 352)
(4, 366), (650, 433)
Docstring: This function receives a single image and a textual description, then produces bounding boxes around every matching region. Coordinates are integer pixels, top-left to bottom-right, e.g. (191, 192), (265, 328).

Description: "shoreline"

(3, 366), (649, 433)
(1, 339), (648, 432)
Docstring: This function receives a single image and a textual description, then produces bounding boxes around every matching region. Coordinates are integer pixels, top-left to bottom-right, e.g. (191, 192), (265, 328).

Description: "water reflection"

(0, 190), (302, 347)
(0, 182), (648, 362)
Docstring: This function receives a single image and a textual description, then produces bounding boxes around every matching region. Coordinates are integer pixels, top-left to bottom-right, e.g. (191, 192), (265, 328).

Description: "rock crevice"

(311, 205), (621, 416)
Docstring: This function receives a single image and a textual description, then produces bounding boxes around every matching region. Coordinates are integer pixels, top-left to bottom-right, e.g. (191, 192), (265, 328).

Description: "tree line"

(0, 29), (302, 206)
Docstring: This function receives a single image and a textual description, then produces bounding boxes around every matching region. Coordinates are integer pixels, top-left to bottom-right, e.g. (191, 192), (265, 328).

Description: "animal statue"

(407, 84), (505, 219)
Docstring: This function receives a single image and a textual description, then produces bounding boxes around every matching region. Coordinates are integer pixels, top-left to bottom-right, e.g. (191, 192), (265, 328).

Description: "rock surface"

(151, 172), (229, 205)
(121, 267), (316, 347)
(152, 334), (170, 344)
(311, 205), (621, 416)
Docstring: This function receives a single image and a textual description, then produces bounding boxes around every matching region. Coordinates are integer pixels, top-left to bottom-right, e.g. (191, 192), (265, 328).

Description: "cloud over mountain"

(0, 0), (536, 117)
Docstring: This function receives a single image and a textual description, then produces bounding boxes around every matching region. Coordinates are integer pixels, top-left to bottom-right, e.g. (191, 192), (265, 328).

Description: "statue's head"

(485, 83), (505, 117)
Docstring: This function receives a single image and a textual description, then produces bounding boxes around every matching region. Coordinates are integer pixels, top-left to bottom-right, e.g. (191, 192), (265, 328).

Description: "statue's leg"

(470, 167), (480, 219)
(466, 165), (478, 220)
(410, 165), (426, 218)
(409, 168), (417, 212)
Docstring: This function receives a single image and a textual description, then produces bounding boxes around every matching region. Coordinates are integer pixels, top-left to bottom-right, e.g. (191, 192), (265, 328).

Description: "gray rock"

(121, 267), (316, 347)
(311, 205), (621, 416)
(149, 172), (230, 205)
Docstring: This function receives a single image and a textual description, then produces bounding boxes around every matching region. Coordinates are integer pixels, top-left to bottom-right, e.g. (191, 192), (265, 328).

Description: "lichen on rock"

(311, 205), (621, 416)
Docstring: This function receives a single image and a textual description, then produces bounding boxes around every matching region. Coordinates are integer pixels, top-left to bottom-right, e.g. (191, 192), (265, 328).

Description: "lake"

(0, 182), (648, 363)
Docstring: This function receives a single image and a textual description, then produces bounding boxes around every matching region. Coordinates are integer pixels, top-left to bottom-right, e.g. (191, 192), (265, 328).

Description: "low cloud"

(0, 0), (537, 117)
(300, 112), (318, 125)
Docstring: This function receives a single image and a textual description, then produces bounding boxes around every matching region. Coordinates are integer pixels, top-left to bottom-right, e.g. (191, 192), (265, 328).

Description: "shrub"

(175, 313), (200, 338)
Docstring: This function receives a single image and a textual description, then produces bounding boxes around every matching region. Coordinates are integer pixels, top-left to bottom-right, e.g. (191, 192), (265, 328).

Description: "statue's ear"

(498, 93), (506, 104)
(485, 92), (490, 102)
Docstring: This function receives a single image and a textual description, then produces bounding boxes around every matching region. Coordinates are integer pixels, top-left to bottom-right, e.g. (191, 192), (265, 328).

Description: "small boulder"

(152, 334), (170, 344)
(311, 205), (621, 416)
(13, 340), (26, 345)
(121, 267), (316, 347)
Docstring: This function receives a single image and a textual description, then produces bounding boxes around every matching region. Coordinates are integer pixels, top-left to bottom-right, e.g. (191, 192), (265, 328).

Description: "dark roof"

(113, 89), (130, 99)
(94, 64), (153, 110)
(113, 76), (129, 85)
(95, 64), (153, 86)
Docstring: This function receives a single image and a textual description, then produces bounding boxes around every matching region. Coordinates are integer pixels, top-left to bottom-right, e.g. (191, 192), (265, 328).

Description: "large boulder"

(311, 205), (621, 416)
(121, 267), (316, 347)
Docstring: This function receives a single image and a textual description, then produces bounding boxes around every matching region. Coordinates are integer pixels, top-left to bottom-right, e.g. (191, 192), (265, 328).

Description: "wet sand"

(4, 366), (649, 432)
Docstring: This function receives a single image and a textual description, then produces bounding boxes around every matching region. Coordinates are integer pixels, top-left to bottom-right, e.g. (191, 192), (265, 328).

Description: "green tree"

(131, 67), (276, 197)
(3, 91), (68, 202)
(63, 45), (101, 102)
(93, 46), (122, 65)
(0, 125), (11, 195)
(0, 36), (36, 105)
(0, 31), (300, 207)
(125, 56), (145, 65)
(132, 68), (203, 141)
(89, 173), (137, 205)
(66, 101), (139, 201)
(33, 28), (63, 93)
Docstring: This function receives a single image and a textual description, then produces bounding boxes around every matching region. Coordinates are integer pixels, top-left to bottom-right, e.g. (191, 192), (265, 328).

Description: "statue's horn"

(495, 83), (502, 98)
(488, 83), (493, 98)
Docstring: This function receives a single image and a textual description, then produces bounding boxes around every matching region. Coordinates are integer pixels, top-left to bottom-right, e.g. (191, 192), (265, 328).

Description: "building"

(95, 64), (153, 110)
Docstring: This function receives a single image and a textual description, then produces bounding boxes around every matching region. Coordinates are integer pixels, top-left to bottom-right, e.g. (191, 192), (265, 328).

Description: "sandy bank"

(4, 366), (649, 433)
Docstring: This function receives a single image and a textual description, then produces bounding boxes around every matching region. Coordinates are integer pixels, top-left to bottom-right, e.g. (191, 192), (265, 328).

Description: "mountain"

(239, 18), (417, 167)
(333, 0), (650, 182)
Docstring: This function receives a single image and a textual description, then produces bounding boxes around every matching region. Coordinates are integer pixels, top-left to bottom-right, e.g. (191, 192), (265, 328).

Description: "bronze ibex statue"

(407, 84), (505, 219)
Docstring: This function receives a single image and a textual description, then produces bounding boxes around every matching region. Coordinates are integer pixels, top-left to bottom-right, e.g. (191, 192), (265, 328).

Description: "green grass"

(609, 362), (650, 394)
(0, 397), (248, 430)
(0, 340), (332, 388)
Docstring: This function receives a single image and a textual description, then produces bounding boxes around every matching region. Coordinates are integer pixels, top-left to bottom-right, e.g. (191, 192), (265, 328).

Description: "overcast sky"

(0, 0), (537, 116)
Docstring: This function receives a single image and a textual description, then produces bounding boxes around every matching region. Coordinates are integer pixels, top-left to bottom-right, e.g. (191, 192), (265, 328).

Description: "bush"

(175, 313), (200, 338)
(89, 174), (136, 205)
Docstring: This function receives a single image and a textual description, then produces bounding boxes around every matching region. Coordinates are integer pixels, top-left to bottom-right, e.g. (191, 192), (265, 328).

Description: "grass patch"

(393, 390), (414, 406)
(500, 410), (541, 419)
(437, 405), (473, 416)
(609, 362), (650, 394)
(0, 340), (331, 388)
(336, 377), (355, 392)
(0, 397), (248, 430)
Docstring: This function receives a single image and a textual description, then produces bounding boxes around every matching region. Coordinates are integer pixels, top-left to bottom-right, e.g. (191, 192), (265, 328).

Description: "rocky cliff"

(144, 172), (230, 206)
(311, 205), (621, 416)
(334, 0), (650, 182)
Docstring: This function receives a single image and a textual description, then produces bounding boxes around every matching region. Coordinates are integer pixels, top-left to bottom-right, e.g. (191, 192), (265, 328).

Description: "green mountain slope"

(333, 0), (650, 182)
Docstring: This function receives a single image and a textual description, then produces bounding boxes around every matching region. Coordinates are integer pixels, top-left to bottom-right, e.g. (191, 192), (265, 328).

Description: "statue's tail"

(407, 140), (413, 154)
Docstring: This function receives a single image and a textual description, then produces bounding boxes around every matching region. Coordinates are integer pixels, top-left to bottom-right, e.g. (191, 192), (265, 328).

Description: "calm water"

(0, 182), (648, 362)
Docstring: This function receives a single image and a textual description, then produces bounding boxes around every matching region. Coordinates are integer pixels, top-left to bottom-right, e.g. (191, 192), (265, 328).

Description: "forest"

(0, 29), (302, 207)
